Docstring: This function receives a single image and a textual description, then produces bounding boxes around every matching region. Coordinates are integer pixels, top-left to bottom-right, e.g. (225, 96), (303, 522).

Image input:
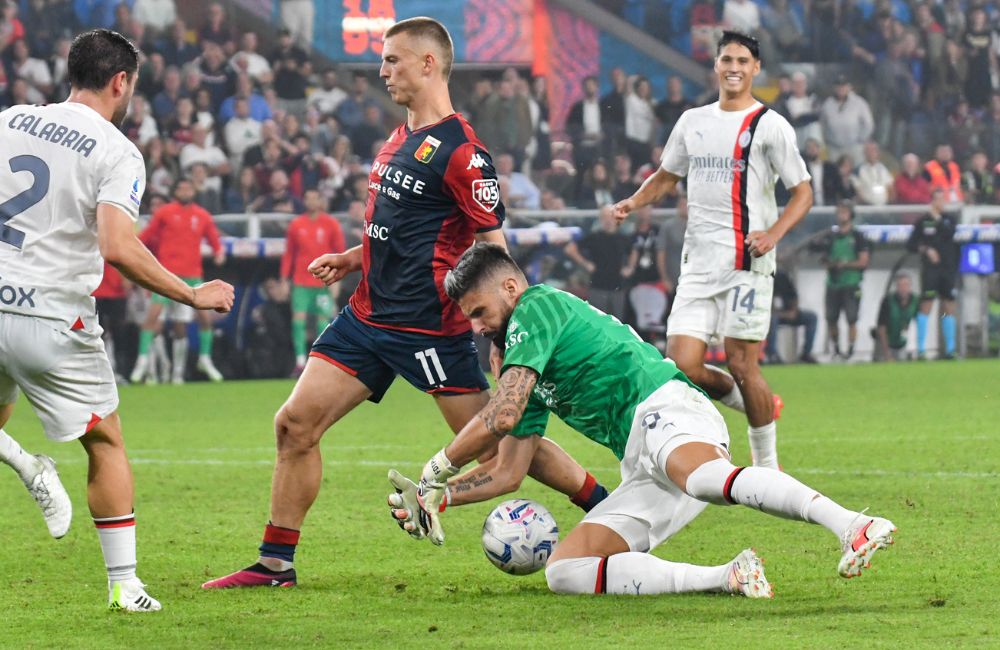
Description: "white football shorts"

(667, 268), (774, 343)
(582, 379), (731, 552)
(0, 312), (118, 442)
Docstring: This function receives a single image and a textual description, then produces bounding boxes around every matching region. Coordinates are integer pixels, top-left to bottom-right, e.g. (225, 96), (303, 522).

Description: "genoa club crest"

(414, 135), (441, 163)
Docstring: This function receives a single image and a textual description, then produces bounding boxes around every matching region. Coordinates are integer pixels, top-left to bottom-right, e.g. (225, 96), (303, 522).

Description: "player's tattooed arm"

(481, 365), (538, 439)
(443, 365), (538, 468)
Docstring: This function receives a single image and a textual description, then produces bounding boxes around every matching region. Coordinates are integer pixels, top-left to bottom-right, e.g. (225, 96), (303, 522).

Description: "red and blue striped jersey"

(350, 113), (505, 336)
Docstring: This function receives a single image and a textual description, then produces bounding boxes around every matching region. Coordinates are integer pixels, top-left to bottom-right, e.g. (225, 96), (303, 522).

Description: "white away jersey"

(0, 102), (145, 328)
(660, 101), (809, 276)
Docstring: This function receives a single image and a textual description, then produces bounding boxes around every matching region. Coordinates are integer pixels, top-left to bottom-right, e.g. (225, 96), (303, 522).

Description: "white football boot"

(108, 578), (161, 612)
(197, 355), (224, 382)
(23, 455), (72, 539)
(726, 548), (773, 598)
(839, 512), (896, 578)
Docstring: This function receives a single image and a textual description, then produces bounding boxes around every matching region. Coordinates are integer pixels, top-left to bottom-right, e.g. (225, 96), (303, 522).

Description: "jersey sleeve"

(328, 217), (346, 254)
(659, 111), (689, 177)
(442, 142), (506, 233)
(766, 115), (811, 189)
(139, 209), (163, 250)
(501, 292), (568, 378)
(97, 144), (146, 222)
(509, 393), (550, 439)
(202, 209), (223, 254)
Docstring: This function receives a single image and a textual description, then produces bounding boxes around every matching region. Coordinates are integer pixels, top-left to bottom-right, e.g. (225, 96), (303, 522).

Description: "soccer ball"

(481, 499), (559, 575)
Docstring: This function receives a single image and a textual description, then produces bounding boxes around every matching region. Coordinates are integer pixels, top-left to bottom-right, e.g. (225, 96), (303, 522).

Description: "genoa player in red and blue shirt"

(203, 17), (607, 590)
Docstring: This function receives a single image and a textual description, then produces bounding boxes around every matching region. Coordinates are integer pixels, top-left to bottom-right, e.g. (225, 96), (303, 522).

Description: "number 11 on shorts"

(415, 347), (448, 386)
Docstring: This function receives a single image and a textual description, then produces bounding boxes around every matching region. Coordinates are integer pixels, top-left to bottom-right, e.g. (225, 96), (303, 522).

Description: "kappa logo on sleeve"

(471, 178), (500, 212)
(466, 153), (487, 170)
(414, 135), (441, 163)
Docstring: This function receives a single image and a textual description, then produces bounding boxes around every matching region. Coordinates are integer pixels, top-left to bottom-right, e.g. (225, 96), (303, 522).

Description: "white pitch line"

(49, 456), (999, 479)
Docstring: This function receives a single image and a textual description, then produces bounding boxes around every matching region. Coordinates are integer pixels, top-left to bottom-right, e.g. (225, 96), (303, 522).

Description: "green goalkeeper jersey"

(502, 285), (697, 460)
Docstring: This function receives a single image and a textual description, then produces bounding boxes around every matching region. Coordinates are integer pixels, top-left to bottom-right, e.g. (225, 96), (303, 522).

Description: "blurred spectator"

(317, 134), (353, 200)
(133, 0), (176, 35)
(496, 152), (540, 210)
(624, 75), (656, 166)
(873, 38), (919, 156)
(563, 205), (631, 320)
(611, 153), (639, 201)
(349, 105), (386, 164)
(761, 0), (807, 62)
(622, 206), (668, 340)
(225, 167), (260, 213)
(802, 138), (839, 206)
(820, 75), (874, 165)
(137, 51), (166, 99)
(600, 67), (628, 155)
(232, 32), (272, 85)
(477, 73), (532, 165)
(198, 40), (235, 111)
(831, 154), (858, 204)
(338, 198), (366, 297)
(50, 36), (72, 98)
(21, 0), (72, 57)
(854, 141), (895, 206)
(654, 76), (692, 143)
(981, 93), (1000, 161)
(947, 97), (983, 163)
(11, 40), (52, 103)
(895, 153), (932, 205)
(874, 273), (918, 362)
(273, 47), (309, 115)
(199, 2), (234, 49)
(152, 65), (183, 121)
(145, 137), (178, 198)
(246, 279), (293, 378)
(941, 0), (966, 40)
(71, 0), (120, 29)
(812, 200), (870, 360)
(251, 169), (305, 215)
(940, 39), (968, 107)
(180, 123), (230, 192)
(527, 76), (552, 172)
(336, 72), (380, 130)
(907, 189), (959, 359)
(766, 269), (819, 364)
(3, 77), (30, 110)
(308, 69), (347, 116)
(656, 194), (687, 292)
(963, 151), (995, 205)
(785, 71), (822, 149)
(722, 0), (760, 34)
(915, 4), (947, 108)
(94, 262), (134, 381)
(272, 27), (308, 65)
(963, 8), (992, 110)
(224, 97), (263, 169)
(566, 75), (603, 172)
(576, 159), (614, 209)
(281, 0), (314, 50)
(160, 18), (197, 67)
(189, 162), (222, 214)
(923, 143), (963, 203)
(219, 73), (273, 124)
(122, 95), (159, 148)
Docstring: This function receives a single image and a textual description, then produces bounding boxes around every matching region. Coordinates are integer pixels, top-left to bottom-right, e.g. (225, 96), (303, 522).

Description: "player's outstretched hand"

(387, 469), (429, 541)
(611, 198), (636, 224)
(418, 449), (461, 546)
(308, 253), (353, 286)
(193, 279), (235, 313)
(746, 230), (779, 258)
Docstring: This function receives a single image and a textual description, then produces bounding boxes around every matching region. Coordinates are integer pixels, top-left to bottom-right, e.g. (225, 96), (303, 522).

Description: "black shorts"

(95, 298), (127, 333)
(310, 305), (489, 403)
(825, 286), (861, 324)
(920, 266), (957, 302)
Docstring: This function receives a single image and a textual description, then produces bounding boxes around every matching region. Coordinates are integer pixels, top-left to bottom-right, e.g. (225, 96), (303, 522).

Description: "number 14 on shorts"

(731, 286), (756, 313)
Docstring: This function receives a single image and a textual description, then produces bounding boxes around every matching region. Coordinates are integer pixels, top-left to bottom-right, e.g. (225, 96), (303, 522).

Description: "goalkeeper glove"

(418, 448), (461, 545)
(387, 469), (450, 541)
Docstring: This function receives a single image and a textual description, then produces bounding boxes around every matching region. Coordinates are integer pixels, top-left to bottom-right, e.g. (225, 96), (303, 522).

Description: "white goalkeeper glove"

(387, 469), (451, 541)
(418, 448), (461, 545)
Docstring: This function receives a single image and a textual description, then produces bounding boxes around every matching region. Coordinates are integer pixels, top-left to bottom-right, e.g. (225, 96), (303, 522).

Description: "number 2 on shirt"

(0, 155), (50, 250)
(731, 285), (756, 314)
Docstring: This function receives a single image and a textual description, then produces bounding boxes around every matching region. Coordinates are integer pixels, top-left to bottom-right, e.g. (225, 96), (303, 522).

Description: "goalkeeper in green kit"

(388, 243), (896, 597)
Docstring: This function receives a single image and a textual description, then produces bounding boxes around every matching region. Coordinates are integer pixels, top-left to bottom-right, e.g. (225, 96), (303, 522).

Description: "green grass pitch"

(1, 360), (998, 648)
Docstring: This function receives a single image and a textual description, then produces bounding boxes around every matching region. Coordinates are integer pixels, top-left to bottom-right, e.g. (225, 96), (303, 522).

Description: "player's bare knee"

(273, 407), (323, 453)
(726, 354), (758, 385)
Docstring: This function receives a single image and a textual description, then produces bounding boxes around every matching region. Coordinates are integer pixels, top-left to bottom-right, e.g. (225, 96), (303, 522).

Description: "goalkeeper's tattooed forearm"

(451, 472), (494, 494)
(481, 366), (537, 438)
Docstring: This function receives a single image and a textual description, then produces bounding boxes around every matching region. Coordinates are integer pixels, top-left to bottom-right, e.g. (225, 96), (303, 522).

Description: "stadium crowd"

(0, 0), (994, 378)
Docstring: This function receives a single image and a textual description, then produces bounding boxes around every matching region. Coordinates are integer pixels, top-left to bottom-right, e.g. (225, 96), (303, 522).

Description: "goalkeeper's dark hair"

(717, 30), (760, 61)
(68, 29), (139, 91)
(384, 16), (454, 79)
(444, 243), (523, 302)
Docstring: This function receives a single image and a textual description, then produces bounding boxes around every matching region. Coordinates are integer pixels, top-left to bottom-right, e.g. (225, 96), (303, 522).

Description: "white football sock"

(0, 429), (42, 480)
(717, 370), (746, 413)
(748, 421), (779, 469)
(172, 338), (188, 381)
(94, 513), (138, 582)
(685, 458), (860, 538)
(546, 555), (729, 595)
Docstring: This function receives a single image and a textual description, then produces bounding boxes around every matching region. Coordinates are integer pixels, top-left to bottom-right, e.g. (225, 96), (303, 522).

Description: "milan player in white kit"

(614, 31), (813, 469)
(0, 30), (234, 612)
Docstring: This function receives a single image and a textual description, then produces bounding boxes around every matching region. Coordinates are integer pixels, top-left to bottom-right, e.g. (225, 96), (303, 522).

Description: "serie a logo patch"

(414, 135), (441, 163)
